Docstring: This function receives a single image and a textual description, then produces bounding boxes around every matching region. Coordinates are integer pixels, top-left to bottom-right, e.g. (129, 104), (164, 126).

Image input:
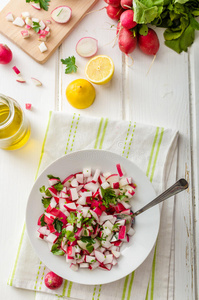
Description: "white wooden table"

(0, 1), (198, 299)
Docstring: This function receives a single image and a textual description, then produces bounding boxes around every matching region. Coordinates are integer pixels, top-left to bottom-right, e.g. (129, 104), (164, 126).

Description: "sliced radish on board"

(13, 17), (25, 27)
(39, 42), (48, 53)
(51, 6), (72, 24)
(76, 37), (98, 58)
(6, 12), (14, 22)
(31, 2), (41, 10)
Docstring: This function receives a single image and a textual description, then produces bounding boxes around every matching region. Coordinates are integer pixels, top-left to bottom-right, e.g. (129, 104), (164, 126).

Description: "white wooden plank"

(0, 2), (58, 300)
(126, 27), (196, 300)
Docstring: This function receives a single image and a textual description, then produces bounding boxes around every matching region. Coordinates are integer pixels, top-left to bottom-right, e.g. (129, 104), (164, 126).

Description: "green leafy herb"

(80, 237), (96, 254)
(61, 56), (78, 74)
(32, 21), (41, 33)
(133, 0), (199, 53)
(112, 223), (120, 231)
(51, 244), (65, 256)
(39, 185), (52, 197)
(53, 218), (63, 233)
(53, 182), (64, 191)
(47, 175), (60, 180)
(41, 197), (51, 208)
(40, 214), (47, 226)
(26, 0), (50, 11)
(67, 212), (77, 225)
(101, 187), (118, 208)
(66, 231), (76, 242)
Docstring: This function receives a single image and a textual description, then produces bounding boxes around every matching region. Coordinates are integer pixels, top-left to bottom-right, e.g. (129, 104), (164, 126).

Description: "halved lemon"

(85, 55), (114, 85)
(66, 79), (95, 109)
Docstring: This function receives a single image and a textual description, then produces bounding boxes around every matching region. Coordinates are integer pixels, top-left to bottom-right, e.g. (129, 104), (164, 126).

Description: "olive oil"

(0, 95), (30, 150)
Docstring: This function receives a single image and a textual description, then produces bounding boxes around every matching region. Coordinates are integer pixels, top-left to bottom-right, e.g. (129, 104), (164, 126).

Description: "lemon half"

(66, 79), (96, 109)
(85, 55), (114, 85)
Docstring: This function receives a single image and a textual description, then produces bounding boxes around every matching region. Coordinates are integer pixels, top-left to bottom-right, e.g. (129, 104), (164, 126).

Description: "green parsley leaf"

(67, 212), (76, 225)
(39, 185), (52, 197)
(32, 21), (41, 33)
(51, 244), (65, 256)
(47, 175), (60, 180)
(53, 182), (64, 191)
(41, 197), (51, 208)
(86, 244), (94, 254)
(66, 231), (76, 242)
(53, 218), (63, 233)
(40, 214), (47, 226)
(61, 56), (78, 74)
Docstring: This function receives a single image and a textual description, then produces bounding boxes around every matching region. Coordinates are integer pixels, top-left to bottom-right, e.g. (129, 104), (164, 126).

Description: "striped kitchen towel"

(8, 112), (179, 300)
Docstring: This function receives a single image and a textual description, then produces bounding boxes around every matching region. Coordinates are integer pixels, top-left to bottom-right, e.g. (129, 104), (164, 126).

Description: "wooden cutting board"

(0, 0), (99, 64)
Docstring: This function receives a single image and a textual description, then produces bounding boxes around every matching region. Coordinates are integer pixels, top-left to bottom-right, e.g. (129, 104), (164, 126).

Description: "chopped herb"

(66, 231), (76, 242)
(101, 187), (118, 208)
(40, 214), (46, 226)
(47, 175), (60, 180)
(57, 8), (63, 16)
(41, 197), (50, 208)
(67, 212), (76, 225)
(32, 21), (41, 33)
(61, 56), (78, 74)
(53, 218), (63, 233)
(51, 244), (65, 256)
(53, 182), (64, 191)
(39, 185), (52, 197)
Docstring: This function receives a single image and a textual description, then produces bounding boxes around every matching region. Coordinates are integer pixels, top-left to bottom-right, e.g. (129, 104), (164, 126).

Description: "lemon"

(85, 55), (114, 85)
(66, 79), (96, 109)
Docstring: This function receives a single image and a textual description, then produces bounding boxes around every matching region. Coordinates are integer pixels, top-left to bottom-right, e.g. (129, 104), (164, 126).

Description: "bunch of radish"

(37, 164), (136, 272)
(104, 0), (160, 56)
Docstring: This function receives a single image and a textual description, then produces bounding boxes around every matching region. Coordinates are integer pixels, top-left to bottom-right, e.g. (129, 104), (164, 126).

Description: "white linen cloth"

(8, 112), (179, 300)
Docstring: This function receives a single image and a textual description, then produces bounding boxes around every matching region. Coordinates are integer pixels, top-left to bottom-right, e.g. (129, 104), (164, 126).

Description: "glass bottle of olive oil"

(0, 94), (30, 150)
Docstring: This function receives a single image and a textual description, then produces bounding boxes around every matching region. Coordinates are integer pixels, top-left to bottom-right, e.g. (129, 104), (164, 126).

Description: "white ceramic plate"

(26, 149), (160, 285)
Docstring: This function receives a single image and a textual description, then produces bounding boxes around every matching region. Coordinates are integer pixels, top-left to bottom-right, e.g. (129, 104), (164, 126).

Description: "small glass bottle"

(0, 94), (31, 150)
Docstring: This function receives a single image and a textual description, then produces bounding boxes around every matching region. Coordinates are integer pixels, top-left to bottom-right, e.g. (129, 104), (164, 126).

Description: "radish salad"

(37, 164), (136, 271)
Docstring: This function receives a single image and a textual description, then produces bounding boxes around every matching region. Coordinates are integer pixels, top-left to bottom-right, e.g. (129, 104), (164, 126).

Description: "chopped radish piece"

(25, 103), (32, 110)
(25, 17), (33, 26)
(83, 167), (91, 177)
(51, 6), (72, 24)
(39, 42), (48, 53)
(39, 20), (46, 30)
(25, 24), (31, 30)
(21, 12), (30, 19)
(6, 12), (14, 22)
(31, 2), (41, 10)
(46, 19), (51, 24)
(12, 66), (21, 75)
(13, 17), (25, 27)
(76, 37), (98, 58)
(32, 17), (39, 23)
(16, 76), (26, 83)
(21, 30), (30, 38)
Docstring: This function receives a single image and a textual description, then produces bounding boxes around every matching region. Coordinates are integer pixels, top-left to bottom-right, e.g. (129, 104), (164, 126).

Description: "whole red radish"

(104, 0), (121, 7)
(106, 5), (124, 21)
(0, 44), (12, 64)
(138, 28), (160, 55)
(120, 9), (137, 29)
(118, 28), (137, 54)
(121, 0), (133, 9)
(44, 271), (63, 290)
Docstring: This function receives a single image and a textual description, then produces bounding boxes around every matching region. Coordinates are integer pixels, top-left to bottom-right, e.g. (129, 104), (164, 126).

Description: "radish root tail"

(146, 55), (156, 75)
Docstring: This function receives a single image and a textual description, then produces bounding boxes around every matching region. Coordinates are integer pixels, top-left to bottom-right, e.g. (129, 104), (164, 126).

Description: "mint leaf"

(61, 56), (78, 74)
